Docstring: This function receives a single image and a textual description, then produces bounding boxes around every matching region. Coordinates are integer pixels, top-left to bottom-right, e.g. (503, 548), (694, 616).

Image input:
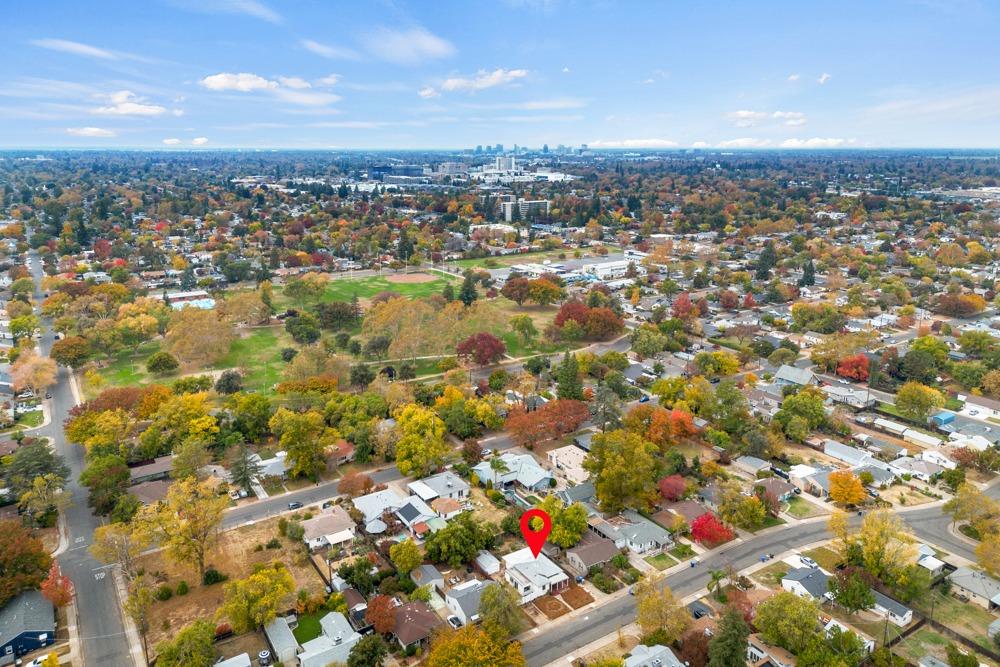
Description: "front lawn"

(669, 544), (695, 561)
(802, 546), (842, 572)
(753, 562), (788, 588)
(785, 496), (828, 519)
(644, 553), (678, 571)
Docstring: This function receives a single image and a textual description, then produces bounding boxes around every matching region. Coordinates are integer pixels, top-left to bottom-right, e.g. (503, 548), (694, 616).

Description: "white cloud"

(726, 110), (768, 127)
(192, 137), (208, 145)
(363, 26), (455, 65)
(717, 137), (771, 148)
(640, 78), (655, 85)
(418, 87), (440, 99)
(772, 110), (806, 126)
(780, 137), (850, 148)
(199, 71), (340, 107)
(172, 109), (185, 117)
(93, 90), (167, 116)
(272, 89), (342, 106)
(66, 127), (115, 137)
(589, 138), (678, 148)
(562, 67), (570, 73)
(170, 0), (281, 24)
(788, 73), (800, 81)
(818, 72), (832, 85)
(300, 39), (360, 60)
(441, 68), (527, 93)
(162, 138), (182, 145)
(316, 74), (341, 87)
(462, 98), (585, 110)
(200, 72), (277, 92)
(278, 77), (311, 89)
(692, 141), (711, 149)
(31, 38), (116, 60)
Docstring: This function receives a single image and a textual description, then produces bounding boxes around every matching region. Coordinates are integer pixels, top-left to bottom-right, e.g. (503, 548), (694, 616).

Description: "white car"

(798, 555), (819, 568)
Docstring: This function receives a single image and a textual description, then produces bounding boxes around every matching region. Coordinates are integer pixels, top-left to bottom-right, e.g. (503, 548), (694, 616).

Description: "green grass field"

(446, 249), (580, 270)
(785, 496), (828, 519)
(211, 327), (288, 392)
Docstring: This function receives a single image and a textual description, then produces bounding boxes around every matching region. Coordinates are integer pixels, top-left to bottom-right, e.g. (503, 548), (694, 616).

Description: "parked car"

(288, 501), (303, 510)
(638, 395), (650, 403)
(798, 555), (819, 568)
(447, 615), (462, 629)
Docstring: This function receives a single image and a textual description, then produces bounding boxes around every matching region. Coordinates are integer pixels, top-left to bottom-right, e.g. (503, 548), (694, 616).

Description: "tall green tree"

(708, 607), (749, 667)
(459, 273), (478, 306)
(556, 352), (583, 400)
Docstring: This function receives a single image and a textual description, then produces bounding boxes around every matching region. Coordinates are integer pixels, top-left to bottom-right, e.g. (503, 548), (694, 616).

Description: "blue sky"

(2, 0), (999, 149)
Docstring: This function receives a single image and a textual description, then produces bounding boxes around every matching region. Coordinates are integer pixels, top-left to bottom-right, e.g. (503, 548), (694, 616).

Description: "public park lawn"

(276, 272), (458, 308)
(211, 327), (289, 392)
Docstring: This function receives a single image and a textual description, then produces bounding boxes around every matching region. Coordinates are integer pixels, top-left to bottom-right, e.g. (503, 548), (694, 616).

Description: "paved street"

(521, 494), (991, 667)
(27, 250), (133, 667)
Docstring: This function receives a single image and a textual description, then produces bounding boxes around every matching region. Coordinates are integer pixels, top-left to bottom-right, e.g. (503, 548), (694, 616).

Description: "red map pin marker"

(520, 508), (552, 558)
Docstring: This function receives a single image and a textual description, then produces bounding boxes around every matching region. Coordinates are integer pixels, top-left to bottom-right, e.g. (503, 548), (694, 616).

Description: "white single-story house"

(502, 547), (569, 605)
(301, 506), (356, 551)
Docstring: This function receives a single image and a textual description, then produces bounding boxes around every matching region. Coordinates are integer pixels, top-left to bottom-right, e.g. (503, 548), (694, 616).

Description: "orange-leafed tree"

(829, 470), (867, 506)
(41, 562), (74, 607)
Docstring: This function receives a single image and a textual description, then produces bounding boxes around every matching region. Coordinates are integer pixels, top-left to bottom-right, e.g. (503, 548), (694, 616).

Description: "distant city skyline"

(2, 0), (1000, 149)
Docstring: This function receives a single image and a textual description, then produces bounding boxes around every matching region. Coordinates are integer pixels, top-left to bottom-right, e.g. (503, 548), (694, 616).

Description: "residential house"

(753, 477), (797, 501)
(301, 506), (356, 551)
(502, 547), (569, 604)
(922, 449), (957, 471)
(947, 567), (1000, 609)
(445, 579), (496, 625)
(0, 591), (55, 664)
(431, 497), (464, 520)
(353, 489), (405, 534)
(774, 365), (817, 387)
(782, 567), (832, 601)
(734, 455), (770, 478)
(871, 591), (913, 626)
(566, 535), (620, 576)
(547, 445), (590, 485)
(263, 616), (299, 665)
(747, 634), (796, 667)
(298, 612), (362, 667)
(393, 602), (443, 651)
(410, 564), (444, 594)
(889, 457), (943, 483)
(250, 450), (288, 479)
(406, 471), (470, 503)
(557, 482), (596, 506)
(624, 644), (684, 667)
(129, 479), (172, 506)
(823, 440), (875, 468)
(822, 384), (876, 409)
(589, 511), (673, 554)
(128, 455), (173, 484)
(472, 453), (553, 492)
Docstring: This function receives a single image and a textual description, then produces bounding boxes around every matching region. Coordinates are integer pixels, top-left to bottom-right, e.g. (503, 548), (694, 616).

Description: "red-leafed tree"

(658, 474), (686, 502)
(554, 300), (591, 328)
(743, 293), (757, 309)
(695, 297), (710, 317)
(585, 307), (624, 340)
(690, 513), (734, 547)
(951, 447), (978, 468)
(456, 332), (507, 367)
(366, 595), (397, 634)
(500, 277), (532, 306)
(672, 293), (694, 320)
(504, 399), (590, 447)
(678, 629), (710, 667)
(836, 354), (870, 382)
(40, 562), (73, 608)
(725, 588), (754, 624)
(719, 290), (739, 310)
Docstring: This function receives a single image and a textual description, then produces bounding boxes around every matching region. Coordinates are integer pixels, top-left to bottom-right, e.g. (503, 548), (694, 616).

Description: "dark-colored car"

(288, 501), (303, 510)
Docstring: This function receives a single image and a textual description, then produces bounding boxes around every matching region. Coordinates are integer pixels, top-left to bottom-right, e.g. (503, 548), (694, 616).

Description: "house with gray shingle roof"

(444, 579), (496, 625)
(0, 591), (55, 663)
(948, 567), (1000, 609)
